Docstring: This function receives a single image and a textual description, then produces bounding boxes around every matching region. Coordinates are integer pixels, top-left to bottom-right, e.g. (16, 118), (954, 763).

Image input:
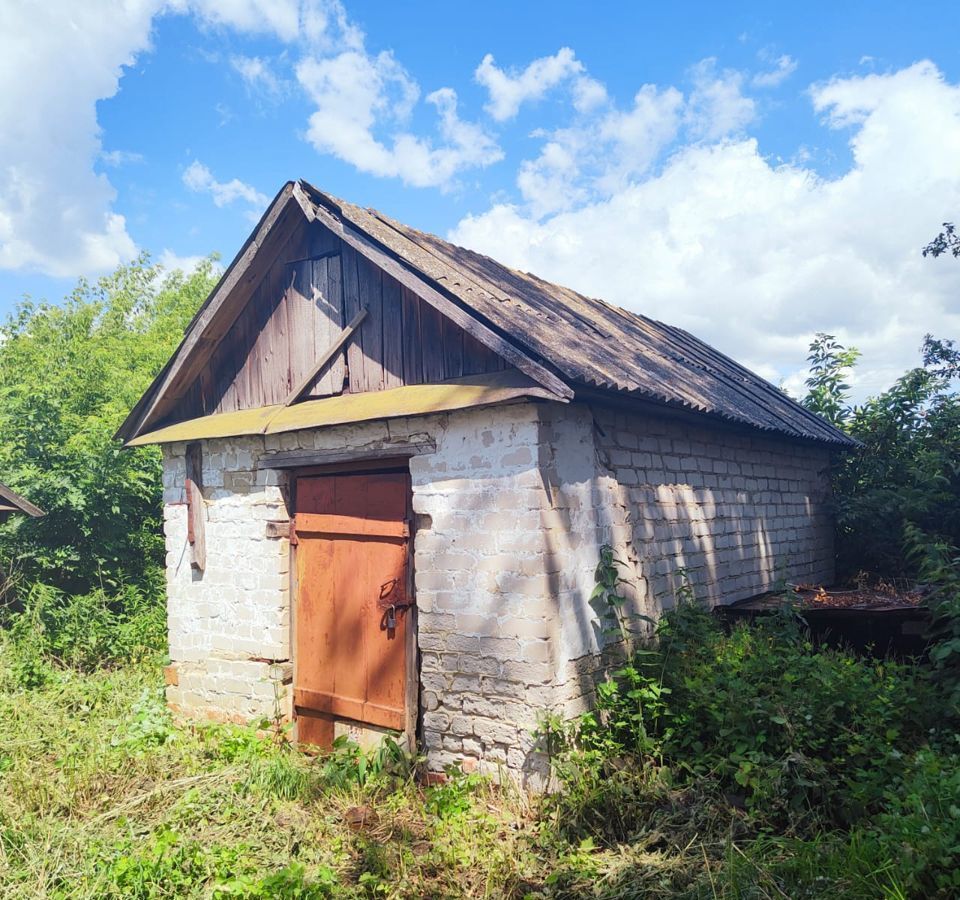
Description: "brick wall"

(162, 442), (290, 723)
(160, 398), (835, 787)
(588, 404), (835, 612)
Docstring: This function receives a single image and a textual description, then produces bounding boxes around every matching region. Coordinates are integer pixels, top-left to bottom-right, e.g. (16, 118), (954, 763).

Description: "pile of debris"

(786, 582), (927, 611)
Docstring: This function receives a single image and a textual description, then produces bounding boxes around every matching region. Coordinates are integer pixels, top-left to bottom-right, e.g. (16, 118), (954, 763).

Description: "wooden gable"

(118, 182), (571, 444)
(150, 212), (506, 431)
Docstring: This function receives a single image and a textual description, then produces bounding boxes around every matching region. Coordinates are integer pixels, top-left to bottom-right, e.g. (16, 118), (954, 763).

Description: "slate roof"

(299, 181), (855, 447)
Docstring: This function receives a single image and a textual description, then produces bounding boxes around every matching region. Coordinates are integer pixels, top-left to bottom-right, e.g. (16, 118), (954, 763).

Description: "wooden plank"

(260, 441), (434, 469)
(124, 192), (306, 436)
(381, 274), (403, 388)
(295, 513), (409, 539)
(251, 257), (283, 407)
(303, 222), (342, 398)
(356, 253), (383, 392)
(306, 202), (573, 400)
(294, 689), (404, 731)
(307, 256), (343, 397)
(419, 300), (444, 382)
(461, 331), (502, 375)
(294, 470), (410, 746)
(282, 307), (368, 406)
(322, 245), (346, 394)
(185, 443), (206, 572)
(442, 315), (464, 380)
(308, 218), (337, 257)
(400, 287), (422, 385)
(341, 243), (363, 394)
(309, 256), (331, 396)
(286, 260), (315, 398)
(265, 520), (290, 538)
(232, 301), (254, 409)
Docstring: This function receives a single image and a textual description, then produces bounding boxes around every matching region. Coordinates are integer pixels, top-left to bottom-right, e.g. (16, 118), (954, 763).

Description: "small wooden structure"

(119, 180), (854, 784)
(0, 481), (43, 523)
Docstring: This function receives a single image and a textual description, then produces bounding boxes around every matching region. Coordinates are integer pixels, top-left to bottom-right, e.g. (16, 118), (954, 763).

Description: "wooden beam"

(185, 442), (206, 573)
(300, 193), (573, 401)
(282, 307), (368, 406)
(259, 441), (435, 470)
(120, 186), (305, 440)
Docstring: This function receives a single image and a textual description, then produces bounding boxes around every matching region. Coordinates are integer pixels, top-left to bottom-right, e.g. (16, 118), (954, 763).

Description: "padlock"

(385, 605), (396, 630)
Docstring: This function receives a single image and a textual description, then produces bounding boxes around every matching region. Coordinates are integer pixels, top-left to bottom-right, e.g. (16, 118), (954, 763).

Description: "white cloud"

(572, 75), (608, 113)
(157, 248), (219, 275)
(503, 56), (752, 219)
(173, 0), (302, 41)
(100, 149), (146, 166)
(450, 62), (960, 401)
(0, 0), (377, 278)
(752, 54), (797, 88)
(0, 0), (158, 276)
(475, 47), (583, 121)
(231, 54), (286, 98)
(685, 58), (756, 140)
(514, 84), (684, 218)
(182, 160), (269, 216)
(296, 48), (501, 188)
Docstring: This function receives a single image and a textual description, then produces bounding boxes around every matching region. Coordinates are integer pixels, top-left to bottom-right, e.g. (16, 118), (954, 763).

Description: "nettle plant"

(590, 544), (655, 642)
(583, 546), (669, 757)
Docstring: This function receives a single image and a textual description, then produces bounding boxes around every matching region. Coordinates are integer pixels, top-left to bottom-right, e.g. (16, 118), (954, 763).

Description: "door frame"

(288, 458), (419, 752)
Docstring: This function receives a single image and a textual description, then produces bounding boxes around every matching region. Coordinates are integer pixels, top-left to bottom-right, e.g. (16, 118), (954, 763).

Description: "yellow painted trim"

(125, 371), (563, 447)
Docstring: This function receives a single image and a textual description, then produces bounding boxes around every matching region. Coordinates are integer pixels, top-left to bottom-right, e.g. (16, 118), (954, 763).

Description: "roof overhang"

(0, 482), (44, 517)
(125, 371), (565, 447)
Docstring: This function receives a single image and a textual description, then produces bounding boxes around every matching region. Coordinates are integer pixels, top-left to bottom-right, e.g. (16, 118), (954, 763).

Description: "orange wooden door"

(294, 471), (411, 747)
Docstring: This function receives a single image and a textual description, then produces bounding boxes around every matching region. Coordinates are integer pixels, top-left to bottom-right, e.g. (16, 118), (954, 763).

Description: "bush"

(1, 580), (166, 687)
(864, 748), (960, 897)
(801, 333), (960, 580)
(561, 605), (940, 832)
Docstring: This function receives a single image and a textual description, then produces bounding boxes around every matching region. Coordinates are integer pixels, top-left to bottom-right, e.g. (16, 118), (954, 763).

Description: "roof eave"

(575, 384), (860, 449)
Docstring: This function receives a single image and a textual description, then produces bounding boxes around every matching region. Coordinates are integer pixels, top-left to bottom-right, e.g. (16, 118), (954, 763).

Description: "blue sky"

(2, 0), (959, 397)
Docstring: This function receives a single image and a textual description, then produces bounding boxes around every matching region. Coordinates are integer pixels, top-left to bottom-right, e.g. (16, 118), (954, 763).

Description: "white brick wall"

(587, 404), (835, 612)
(160, 397), (835, 786)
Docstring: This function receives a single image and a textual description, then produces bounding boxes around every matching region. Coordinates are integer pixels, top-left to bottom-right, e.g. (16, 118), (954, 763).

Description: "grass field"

(2, 608), (959, 898)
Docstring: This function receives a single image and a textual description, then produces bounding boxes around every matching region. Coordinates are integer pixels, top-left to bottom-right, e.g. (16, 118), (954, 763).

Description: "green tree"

(923, 222), (960, 259)
(0, 255), (218, 594)
(803, 332), (861, 426)
(802, 334), (960, 578)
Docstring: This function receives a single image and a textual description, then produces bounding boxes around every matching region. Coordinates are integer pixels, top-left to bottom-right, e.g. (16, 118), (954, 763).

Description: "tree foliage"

(923, 221), (960, 259)
(803, 333), (960, 578)
(0, 256), (218, 594)
(803, 333), (861, 427)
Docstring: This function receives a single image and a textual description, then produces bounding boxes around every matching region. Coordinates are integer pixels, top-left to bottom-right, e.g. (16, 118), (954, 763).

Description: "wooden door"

(293, 470), (412, 747)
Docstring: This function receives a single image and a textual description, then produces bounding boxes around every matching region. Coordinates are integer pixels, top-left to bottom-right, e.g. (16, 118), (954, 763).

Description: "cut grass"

(0, 655), (936, 899)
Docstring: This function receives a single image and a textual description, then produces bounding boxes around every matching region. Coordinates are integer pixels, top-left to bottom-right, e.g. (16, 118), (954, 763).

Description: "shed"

(120, 180), (854, 783)
(0, 481), (44, 522)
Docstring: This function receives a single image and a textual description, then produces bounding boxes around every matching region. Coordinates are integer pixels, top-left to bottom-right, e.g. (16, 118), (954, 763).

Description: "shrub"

(562, 605), (939, 832)
(1, 580), (166, 686)
(801, 332), (960, 579)
(863, 748), (960, 898)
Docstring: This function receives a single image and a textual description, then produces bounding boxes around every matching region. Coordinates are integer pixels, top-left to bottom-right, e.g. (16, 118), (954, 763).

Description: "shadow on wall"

(517, 401), (834, 782)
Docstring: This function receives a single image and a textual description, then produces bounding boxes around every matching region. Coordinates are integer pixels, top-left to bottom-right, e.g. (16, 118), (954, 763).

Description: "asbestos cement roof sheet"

(298, 181), (855, 447)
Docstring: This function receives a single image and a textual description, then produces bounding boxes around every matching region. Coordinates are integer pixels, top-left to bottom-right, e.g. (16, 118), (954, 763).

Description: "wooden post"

(185, 442), (206, 573)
